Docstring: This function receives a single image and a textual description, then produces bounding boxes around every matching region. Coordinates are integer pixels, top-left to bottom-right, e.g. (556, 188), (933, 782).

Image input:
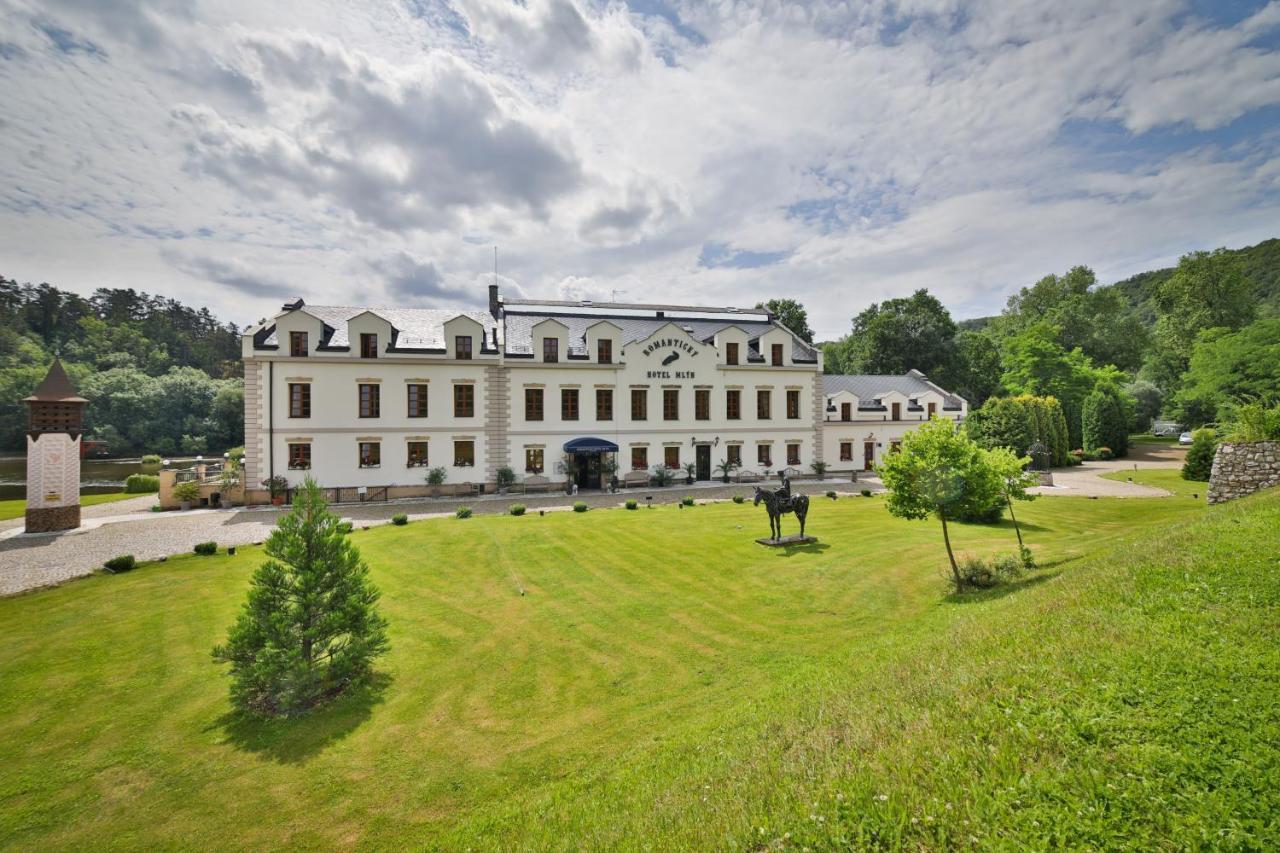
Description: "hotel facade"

(240, 287), (966, 500)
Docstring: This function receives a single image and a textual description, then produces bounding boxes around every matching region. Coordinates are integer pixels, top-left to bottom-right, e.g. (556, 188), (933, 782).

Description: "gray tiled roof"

(823, 371), (965, 409)
(262, 305), (499, 350)
(501, 309), (818, 361)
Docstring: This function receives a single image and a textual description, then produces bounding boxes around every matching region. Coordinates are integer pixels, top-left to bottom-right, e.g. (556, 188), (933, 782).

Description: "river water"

(0, 456), (202, 500)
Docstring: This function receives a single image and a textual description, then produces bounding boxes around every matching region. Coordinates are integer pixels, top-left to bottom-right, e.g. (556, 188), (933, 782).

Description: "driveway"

(1030, 442), (1186, 498)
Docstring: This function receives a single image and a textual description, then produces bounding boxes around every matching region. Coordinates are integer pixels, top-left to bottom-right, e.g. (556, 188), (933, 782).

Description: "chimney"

(488, 284), (500, 319)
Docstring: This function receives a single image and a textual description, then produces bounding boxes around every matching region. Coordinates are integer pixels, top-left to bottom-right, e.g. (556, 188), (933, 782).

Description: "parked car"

(1178, 431), (1194, 445)
(1152, 421), (1183, 437)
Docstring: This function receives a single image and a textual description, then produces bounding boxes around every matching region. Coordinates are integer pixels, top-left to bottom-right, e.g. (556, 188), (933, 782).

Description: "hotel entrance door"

(695, 444), (711, 481)
(864, 441), (875, 471)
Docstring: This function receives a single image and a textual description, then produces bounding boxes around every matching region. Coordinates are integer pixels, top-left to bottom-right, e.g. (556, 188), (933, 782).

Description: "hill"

(0, 488), (1275, 847)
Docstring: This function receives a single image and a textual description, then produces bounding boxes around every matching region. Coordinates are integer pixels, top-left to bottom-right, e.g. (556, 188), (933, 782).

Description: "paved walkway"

(0, 444), (1189, 598)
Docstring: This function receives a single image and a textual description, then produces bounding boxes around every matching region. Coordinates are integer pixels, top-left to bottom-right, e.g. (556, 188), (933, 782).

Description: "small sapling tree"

(983, 445), (1039, 562)
(877, 417), (1002, 590)
(212, 478), (389, 717)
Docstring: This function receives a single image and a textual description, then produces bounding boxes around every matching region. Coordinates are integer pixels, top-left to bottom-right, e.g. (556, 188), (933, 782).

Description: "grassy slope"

(0, 492), (1276, 849)
(0, 491), (143, 521)
(1100, 467), (1205, 498)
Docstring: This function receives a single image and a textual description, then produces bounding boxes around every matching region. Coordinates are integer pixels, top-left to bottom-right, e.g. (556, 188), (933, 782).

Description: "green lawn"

(1, 491), (1277, 849)
(0, 491), (144, 521)
(1100, 467), (1207, 498)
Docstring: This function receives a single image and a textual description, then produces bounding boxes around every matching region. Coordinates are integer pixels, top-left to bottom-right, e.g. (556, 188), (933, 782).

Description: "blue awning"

(564, 437), (619, 453)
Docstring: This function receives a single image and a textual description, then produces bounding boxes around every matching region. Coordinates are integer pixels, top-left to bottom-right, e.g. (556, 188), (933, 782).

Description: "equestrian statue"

(753, 476), (810, 541)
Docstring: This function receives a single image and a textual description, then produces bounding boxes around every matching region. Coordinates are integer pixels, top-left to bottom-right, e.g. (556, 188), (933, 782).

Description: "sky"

(1, 0), (1279, 340)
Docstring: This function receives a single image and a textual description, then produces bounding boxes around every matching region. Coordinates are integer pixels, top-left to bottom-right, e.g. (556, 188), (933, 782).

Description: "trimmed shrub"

(956, 500), (1006, 524)
(625, 499), (638, 510)
(573, 502), (588, 513)
(426, 467), (447, 486)
(124, 473), (160, 493)
(391, 513), (408, 526)
(194, 542), (218, 556)
(173, 480), (201, 504)
(956, 553), (1023, 591)
(732, 495), (745, 504)
(680, 496), (695, 507)
(140, 454), (162, 465)
(509, 504), (526, 516)
(1096, 446), (1114, 460)
(336, 521), (354, 534)
(861, 489), (873, 497)
(455, 506), (472, 519)
(826, 490), (837, 499)
(1182, 429), (1218, 481)
(103, 555), (136, 573)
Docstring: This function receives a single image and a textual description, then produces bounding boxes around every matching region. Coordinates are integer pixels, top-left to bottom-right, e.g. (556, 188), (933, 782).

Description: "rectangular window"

(631, 388), (647, 421)
(727, 444), (741, 466)
(561, 388), (579, 421)
(631, 446), (648, 471)
(596, 388), (613, 420)
(287, 442), (311, 469)
(663, 388), (679, 421)
(664, 446), (679, 469)
(407, 384), (428, 418)
(543, 337), (559, 362)
(407, 441), (428, 467)
(288, 383), (310, 418)
(757, 389), (771, 420)
(725, 342), (739, 365)
(454, 384), (475, 418)
(597, 339), (612, 363)
(840, 441), (853, 462)
(359, 441), (380, 468)
(455, 335), (472, 360)
(787, 389), (801, 419)
(841, 402), (851, 421)
(787, 443), (801, 466)
(726, 389), (741, 420)
(454, 440), (475, 467)
(289, 331), (308, 357)
(695, 389), (710, 421)
(757, 444), (772, 467)
(358, 383), (380, 418)
(360, 333), (378, 359)
(892, 402), (901, 420)
(525, 388), (544, 421)
(771, 343), (784, 366)
(525, 447), (544, 473)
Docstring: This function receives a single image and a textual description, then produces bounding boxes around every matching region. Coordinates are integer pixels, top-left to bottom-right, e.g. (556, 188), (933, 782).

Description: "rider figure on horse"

(774, 475), (793, 511)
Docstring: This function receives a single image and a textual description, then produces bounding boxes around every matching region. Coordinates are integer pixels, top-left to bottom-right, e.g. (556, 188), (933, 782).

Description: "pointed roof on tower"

(24, 358), (87, 404)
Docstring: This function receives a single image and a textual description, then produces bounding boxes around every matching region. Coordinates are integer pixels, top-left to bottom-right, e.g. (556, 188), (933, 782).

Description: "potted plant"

(810, 460), (829, 480)
(261, 475), (288, 506)
(652, 464), (674, 487)
(495, 465), (516, 495)
(683, 462), (696, 485)
(557, 454), (580, 494)
(715, 458), (739, 484)
(173, 479), (201, 511)
(426, 466), (447, 497)
(600, 454), (619, 491)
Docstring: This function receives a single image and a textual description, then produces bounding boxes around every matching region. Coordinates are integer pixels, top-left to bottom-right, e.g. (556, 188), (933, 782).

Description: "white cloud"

(0, 0), (1278, 340)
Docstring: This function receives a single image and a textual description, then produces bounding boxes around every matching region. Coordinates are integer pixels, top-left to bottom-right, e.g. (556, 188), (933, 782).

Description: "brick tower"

(24, 359), (86, 533)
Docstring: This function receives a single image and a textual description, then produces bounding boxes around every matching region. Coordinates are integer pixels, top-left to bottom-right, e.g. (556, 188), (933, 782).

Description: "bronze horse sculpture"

(753, 483), (810, 541)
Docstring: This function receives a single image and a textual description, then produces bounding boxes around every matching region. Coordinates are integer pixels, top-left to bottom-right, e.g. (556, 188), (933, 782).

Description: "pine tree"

(213, 479), (389, 717)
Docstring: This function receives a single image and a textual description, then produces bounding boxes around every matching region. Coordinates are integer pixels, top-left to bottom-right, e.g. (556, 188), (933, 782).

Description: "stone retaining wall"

(1208, 441), (1280, 504)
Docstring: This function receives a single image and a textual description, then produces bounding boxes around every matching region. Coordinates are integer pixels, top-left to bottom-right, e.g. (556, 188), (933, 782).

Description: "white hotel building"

(240, 287), (966, 500)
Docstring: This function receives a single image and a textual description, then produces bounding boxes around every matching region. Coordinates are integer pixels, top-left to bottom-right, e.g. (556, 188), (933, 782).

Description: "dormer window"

(597, 339), (612, 363)
(289, 331), (308, 357)
(360, 333), (378, 359)
(771, 343), (783, 366)
(456, 335), (472, 360)
(543, 338), (559, 363)
(726, 342), (739, 365)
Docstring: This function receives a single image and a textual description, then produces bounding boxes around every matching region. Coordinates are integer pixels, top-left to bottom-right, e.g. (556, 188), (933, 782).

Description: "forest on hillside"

(0, 279), (243, 456)
(812, 237), (1280, 454)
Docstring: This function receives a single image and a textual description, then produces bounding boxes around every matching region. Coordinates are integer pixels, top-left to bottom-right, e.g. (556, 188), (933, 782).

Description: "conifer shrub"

(625, 499), (639, 510)
(1182, 429), (1218, 482)
(455, 506), (472, 519)
(103, 555), (136, 573)
(336, 521), (354, 534)
(212, 479), (389, 717)
(573, 502), (589, 513)
(194, 542), (218, 556)
(509, 504), (526, 516)
(732, 495), (745, 504)
(680, 496), (694, 507)
(826, 490), (837, 499)
(861, 489), (873, 497)
(391, 513), (408, 526)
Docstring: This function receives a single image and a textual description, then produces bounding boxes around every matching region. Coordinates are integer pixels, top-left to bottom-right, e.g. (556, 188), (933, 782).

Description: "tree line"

(0, 278), (243, 456)
(762, 239), (1280, 456)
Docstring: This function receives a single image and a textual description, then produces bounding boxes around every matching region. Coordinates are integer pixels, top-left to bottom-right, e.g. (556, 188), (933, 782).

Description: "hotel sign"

(642, 338), (698, 379)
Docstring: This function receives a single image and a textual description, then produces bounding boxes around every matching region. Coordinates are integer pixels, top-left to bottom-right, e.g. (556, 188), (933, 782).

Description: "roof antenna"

(611, 289), (625, 303)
